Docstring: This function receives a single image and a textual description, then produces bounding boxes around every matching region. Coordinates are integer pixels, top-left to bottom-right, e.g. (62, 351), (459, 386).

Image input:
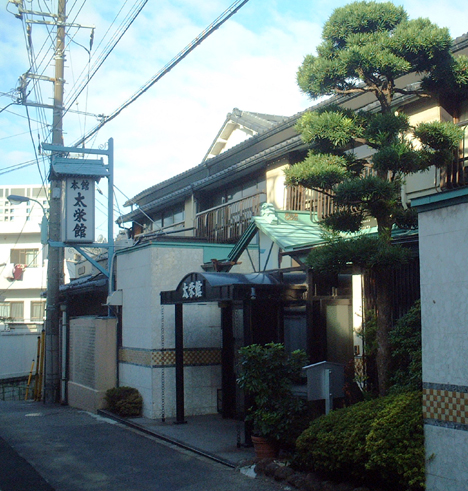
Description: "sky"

(1, 0), (467, 238)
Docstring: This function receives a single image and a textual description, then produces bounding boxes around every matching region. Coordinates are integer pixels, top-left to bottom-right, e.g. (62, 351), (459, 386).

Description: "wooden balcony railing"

(285, 185), (336, 220)
(440, 122), (468, 190)
(195, 193), (266, 243)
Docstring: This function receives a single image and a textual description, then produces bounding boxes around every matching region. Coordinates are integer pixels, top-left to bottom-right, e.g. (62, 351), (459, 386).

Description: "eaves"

(118, 134), (304, 223)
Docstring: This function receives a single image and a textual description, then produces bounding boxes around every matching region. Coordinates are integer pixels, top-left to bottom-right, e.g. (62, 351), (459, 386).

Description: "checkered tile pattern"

(184, 349), (221, 366)
(423, 388), (468, 425)
(119, 348), (151, 366)
(120, 348), (221, 368)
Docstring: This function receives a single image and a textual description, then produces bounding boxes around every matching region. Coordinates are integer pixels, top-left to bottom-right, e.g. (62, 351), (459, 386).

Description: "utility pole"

(44, 0), (66, 404)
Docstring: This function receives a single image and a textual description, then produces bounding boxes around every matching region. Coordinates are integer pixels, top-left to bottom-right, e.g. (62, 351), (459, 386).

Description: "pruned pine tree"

(285, 1), (467, 395)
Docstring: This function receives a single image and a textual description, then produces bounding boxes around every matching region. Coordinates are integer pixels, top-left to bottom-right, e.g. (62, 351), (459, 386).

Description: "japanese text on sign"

(65, 177), (95, 243)
(182, 281), (203, 299)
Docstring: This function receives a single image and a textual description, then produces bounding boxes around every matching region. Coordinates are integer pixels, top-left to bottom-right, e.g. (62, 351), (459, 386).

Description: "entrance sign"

(182, 280), (203, 299)
(64, 177), (95, 243)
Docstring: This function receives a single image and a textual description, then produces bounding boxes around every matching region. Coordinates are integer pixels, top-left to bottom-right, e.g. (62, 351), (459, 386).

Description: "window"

(0, 303), (9, 319)
(10, 249), (39, 267)
(10, 302), (24, 321)
(150, 203), (185, 229)
(31, 301), (45, 321)
(0, 302), (24, 321)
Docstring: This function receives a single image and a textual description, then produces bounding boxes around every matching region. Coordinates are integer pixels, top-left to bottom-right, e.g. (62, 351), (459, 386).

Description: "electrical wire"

(64, 0), (148, 115)
(73, 0), (252, 147)
(63, 0), (131, 105)
(25, 104), (48, 196)
(0, 161), (37, 176)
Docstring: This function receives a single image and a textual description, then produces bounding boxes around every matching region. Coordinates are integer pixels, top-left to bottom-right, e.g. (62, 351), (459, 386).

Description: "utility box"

(302, 361), (345, 414)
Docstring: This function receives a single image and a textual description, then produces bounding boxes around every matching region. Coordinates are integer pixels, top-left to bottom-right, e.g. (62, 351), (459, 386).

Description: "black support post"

(175, 303), (186, 424)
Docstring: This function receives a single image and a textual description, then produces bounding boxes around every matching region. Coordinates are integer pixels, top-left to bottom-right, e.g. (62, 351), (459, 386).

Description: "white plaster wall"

(183, 303), (221, 349)
(116, 243), (223, 418)
(266, 162), (288, 210)
(0, 331), (39, 379)
(419, 201), (468, 490)
(419, 204), (468, 386)
(425, 425), (468, 490)
(119, 363), (153, 416)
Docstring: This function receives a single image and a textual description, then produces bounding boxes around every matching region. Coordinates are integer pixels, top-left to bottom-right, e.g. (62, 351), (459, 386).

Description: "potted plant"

(237, 343), (307, 458)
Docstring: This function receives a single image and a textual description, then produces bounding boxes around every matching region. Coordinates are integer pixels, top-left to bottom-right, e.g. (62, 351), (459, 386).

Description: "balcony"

(195, 193), (266, 243)
(440, 122), (468, 190)
(285, 185), (335, 220)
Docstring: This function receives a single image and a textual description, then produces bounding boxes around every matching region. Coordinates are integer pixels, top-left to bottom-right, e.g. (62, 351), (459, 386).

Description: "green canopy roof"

(252, 205), (325, 252)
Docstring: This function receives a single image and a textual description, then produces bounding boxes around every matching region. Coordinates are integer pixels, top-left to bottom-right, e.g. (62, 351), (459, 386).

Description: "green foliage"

(237, 343), (308, 444)
(306, 235), (411, 273)
(284, 152), (348, 190)
(393, 206), (418, 230)
(414, 121), (465, 169)
(294, 392), (424, 490)
(362, 112), (411, 148)
(295, 108), (363, 149)
(294, 396), (386, 480)
(422, 55), (468, 99)
(297, 0), (463, 104)
(104, 386), (143, 417)
(322, 1), (407, 48)
(366, 392), (425, 489)
(290, 1), (466, 396)
(389, 300), (422, 393)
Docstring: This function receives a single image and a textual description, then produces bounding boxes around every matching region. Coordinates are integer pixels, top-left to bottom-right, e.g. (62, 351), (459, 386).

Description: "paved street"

(0, 401), (283, 491)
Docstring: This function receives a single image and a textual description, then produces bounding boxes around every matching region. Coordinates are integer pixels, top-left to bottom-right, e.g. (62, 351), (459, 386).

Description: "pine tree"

(285, 1), (467, 395)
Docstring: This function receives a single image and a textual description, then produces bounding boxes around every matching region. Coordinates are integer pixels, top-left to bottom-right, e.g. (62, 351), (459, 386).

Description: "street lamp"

(7, 194), (49, 245)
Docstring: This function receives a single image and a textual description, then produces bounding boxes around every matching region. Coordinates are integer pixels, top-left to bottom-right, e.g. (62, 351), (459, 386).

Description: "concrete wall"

(0, 329), (40, 379)
(67, 316), (117, 413)
(416, 191), (468, 490)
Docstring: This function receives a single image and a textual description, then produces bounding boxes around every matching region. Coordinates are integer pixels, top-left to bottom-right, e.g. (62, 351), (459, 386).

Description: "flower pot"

(251, 435), (278, 459)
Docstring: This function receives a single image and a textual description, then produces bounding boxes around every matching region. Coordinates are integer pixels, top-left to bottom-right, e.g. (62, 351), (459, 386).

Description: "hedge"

(293, 392), (424, 490)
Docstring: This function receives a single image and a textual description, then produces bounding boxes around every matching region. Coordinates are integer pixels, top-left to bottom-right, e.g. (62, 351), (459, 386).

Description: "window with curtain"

(31, 301), (45, 321)
(0, 303), (9, 319)
(0, 302), (24, 321)
(10, 302), (24, 321)
(10, 249), (39, 267)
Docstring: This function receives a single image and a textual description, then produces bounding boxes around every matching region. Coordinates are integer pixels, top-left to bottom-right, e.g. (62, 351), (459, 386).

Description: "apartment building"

(0, 184), (49, 382)
(0, 185), (49, 328)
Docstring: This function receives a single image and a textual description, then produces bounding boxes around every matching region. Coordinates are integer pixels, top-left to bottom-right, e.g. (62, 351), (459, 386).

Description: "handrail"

(195, 192), (266, 217)
(195, 192), (266, 243)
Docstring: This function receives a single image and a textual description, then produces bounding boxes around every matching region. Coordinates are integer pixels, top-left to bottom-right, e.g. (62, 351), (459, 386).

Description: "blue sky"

(1, 0), (467, 237)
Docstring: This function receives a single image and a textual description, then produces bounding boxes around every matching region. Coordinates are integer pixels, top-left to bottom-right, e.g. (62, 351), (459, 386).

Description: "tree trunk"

(374, 268), (394, 395)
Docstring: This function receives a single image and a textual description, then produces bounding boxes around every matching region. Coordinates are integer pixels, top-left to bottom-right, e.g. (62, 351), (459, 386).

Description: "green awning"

(253, 205), (325, 252)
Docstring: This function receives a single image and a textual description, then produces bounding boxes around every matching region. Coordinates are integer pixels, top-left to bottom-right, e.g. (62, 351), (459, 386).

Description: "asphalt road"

(0, 401), (283, 491)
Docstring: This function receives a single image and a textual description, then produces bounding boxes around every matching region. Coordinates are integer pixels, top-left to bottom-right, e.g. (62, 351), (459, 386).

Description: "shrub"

(293, 392), (424, 490)
(389, 300), (422, 393)
(366, 392), (424, 490)
(294, 396), (386, 482)
(237, 343), (308, 445)
(104, 386), (143, 417)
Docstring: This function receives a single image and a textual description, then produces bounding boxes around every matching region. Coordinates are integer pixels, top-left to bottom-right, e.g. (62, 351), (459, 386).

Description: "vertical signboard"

(64, 177), (95, 243)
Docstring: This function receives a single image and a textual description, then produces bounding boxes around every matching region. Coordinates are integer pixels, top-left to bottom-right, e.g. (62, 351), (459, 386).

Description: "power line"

(64, 0), (149, 115)
(72, 0), (252, 147)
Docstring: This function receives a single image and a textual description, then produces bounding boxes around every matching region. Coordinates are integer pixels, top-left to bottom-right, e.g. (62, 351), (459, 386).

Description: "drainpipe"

(60, 304), (68, 405)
